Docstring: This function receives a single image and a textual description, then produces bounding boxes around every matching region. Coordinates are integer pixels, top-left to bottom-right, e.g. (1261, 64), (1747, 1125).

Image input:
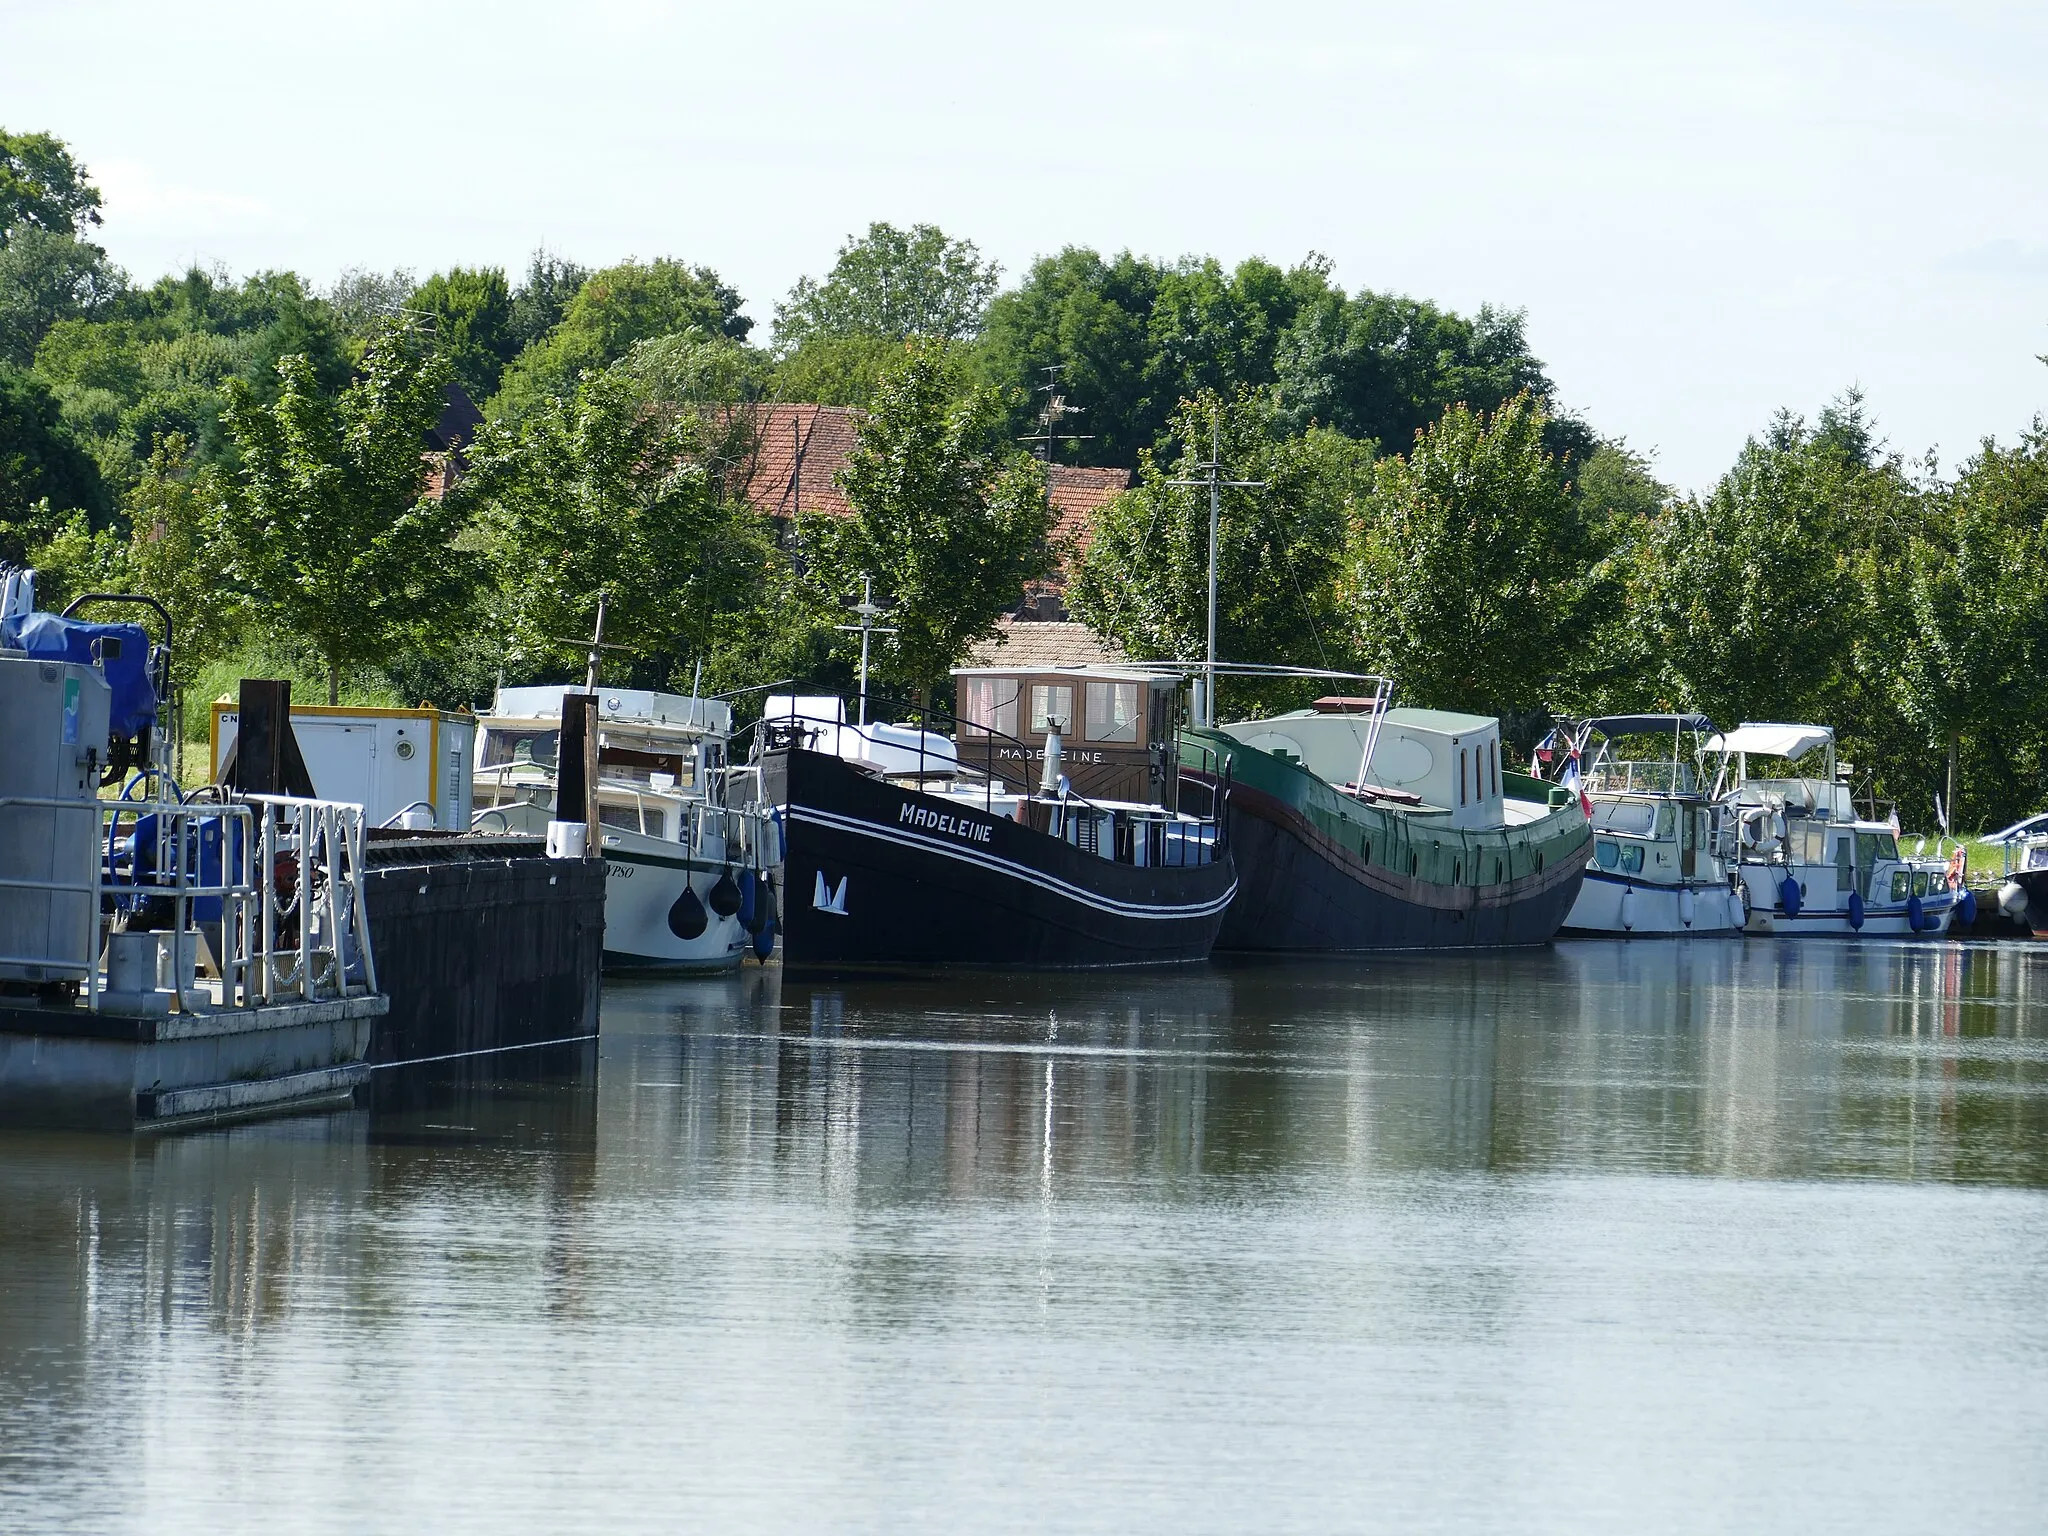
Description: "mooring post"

(558, 691), (601, 856)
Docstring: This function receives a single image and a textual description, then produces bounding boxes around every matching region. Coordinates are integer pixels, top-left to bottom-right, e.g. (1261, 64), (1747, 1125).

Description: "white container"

(212, 703), (476, 830)
(0, 656), (111, 983)
(545, 821), (588, 860)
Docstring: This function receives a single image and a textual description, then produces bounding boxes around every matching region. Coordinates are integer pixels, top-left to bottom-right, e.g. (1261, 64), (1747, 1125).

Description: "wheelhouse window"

(960, 677), (1019, 738)
(1030, 683), (1074, 735)
(482, 729), (559, 768)
(1085, 681), (1140, 742)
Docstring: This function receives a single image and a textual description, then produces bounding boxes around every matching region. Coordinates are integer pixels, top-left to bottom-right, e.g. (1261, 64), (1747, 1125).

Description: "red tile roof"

(1046, 464), (1129, 567)
(724, 405), (1131, 551)
(726, 403), (864, 520)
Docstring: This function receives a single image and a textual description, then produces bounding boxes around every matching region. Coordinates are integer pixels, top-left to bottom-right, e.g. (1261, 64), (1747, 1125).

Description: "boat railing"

(1587, 760), (1697, 796)
(0, 791), (376, 1013)
(753, 693), (1226, 850)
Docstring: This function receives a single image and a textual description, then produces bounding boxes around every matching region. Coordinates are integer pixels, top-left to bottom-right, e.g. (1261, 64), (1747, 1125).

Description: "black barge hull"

(767, 747), (1235, 969)
(1217, 779), (1587, 951)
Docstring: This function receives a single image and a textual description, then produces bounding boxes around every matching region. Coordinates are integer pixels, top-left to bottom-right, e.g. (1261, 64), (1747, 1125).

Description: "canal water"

(4, 940), (2047, 1534)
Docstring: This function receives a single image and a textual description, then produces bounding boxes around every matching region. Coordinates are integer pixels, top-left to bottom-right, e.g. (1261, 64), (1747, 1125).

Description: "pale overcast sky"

(5, 0), (2045, 489)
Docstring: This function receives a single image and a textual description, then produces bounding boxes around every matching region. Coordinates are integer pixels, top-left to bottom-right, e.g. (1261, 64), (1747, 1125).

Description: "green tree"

(508, 249), (589, 352)
(0, 227), (123, 365)
(800, 340), (1053, 705)
(0, 129), (102, 242)
(491, 257), (751, 419)
(0, 360), (109, 562)
(1627, 402), (1911, 733)
(775, 222), (999, 350)
(1069, 389), (1368, 714)
(26, 435), (248, 701)
(770, 332), (900, 408)
(1347, 393), (1595, 717)
(464, 364), (778, 691)
(216, 324), (476, 702)
(410, 266), (518, 400)
(1888, 425), (2048, 827)
(325, 267), (416, 340)
(122, 434), (246, 685)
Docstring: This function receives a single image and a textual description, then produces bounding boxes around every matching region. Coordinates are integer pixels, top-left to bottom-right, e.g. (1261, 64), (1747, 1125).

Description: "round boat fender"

(1906, 893), (1926, 933)
(1956, 888), (1978, 927)
(1847, 889), (1864, 930)
(752, 918), (776, 961)
(1999, 881), (2029, 917)
(668, 884), (709, 940)
(707, 868), (743, 918)
(1779, 875), (1802, 916)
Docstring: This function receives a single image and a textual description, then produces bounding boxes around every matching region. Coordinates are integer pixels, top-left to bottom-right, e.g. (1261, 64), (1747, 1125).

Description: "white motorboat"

(1552, 714), (1744, 937)
(1986, 812), (2048, 935)
(472, 685), (777, 971)
(1708, 723), (1959, 937)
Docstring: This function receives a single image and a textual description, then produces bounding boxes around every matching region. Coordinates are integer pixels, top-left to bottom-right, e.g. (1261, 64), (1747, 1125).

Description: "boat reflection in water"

(7, 947), (2048, 1532)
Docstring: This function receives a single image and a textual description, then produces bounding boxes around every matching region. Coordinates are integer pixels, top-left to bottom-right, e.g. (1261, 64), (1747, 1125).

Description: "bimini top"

(1704, 722), (1834, 761)
(1585, 713), (1714, 739)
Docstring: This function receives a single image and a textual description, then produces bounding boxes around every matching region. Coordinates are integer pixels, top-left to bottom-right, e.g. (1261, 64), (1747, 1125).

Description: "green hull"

(1183, 724), (1591, 950)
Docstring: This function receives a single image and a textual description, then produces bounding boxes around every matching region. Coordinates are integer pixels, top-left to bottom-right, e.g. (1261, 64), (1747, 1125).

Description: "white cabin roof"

(490, 684), (731, 735)
(1706, 722), (1834, 761)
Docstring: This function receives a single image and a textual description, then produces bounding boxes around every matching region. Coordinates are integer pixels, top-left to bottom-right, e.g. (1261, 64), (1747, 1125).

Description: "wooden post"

(558, 691), (601, 856)
(236, 679), (291, 795)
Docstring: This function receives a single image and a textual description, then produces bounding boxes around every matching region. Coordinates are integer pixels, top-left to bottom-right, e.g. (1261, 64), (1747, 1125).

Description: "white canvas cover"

(1705, 723), (1834, 761)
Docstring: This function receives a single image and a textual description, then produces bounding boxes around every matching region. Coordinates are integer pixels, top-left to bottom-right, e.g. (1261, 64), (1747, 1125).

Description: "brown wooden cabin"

(951, 664), (1184, 810)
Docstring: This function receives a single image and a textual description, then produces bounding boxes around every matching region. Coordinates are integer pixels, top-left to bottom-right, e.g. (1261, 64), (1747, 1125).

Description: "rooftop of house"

(961, 619), (1130, 671)
(726, 403), (864, 520)
(1046, 464), (1130, 554)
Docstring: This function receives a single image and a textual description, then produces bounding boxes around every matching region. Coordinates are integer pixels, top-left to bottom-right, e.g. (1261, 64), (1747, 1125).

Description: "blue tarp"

(1, 611), (159, 739)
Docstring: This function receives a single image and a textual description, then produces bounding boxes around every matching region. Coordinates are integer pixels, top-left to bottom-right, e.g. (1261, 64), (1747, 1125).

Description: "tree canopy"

(774, 222), (1000, 351)
(0, 129), (103, 243)
(490, 257), (752, 420)
(463, 364), (777, 691)
(216, 325), (477, 701)
(799, 339), (1052, 704)
(1347, 393), (1596, 719)
(1071, 389), (1368, 713)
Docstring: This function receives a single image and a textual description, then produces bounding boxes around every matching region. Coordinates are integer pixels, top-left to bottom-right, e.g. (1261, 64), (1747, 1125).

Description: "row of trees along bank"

(3, 129), (2046, 829)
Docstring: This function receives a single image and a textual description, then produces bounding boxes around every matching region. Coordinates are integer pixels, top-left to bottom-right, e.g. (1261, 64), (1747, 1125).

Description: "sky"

(4, 0), (2046, 490)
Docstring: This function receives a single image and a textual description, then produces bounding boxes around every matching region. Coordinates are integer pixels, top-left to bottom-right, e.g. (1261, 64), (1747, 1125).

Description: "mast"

(836, 573), (897, 727)
(1167, 411), (1263, 727)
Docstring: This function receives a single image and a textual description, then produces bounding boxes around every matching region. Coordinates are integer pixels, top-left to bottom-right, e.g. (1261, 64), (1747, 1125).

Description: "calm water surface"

(5, 940), (2048, 1533)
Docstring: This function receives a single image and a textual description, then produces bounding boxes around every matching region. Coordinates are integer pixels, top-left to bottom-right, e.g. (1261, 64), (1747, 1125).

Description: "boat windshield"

(482, 728), (559, 769)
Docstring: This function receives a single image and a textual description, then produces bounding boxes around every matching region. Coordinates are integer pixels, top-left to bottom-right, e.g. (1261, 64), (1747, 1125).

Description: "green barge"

(1183, 702), (1591, 950)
